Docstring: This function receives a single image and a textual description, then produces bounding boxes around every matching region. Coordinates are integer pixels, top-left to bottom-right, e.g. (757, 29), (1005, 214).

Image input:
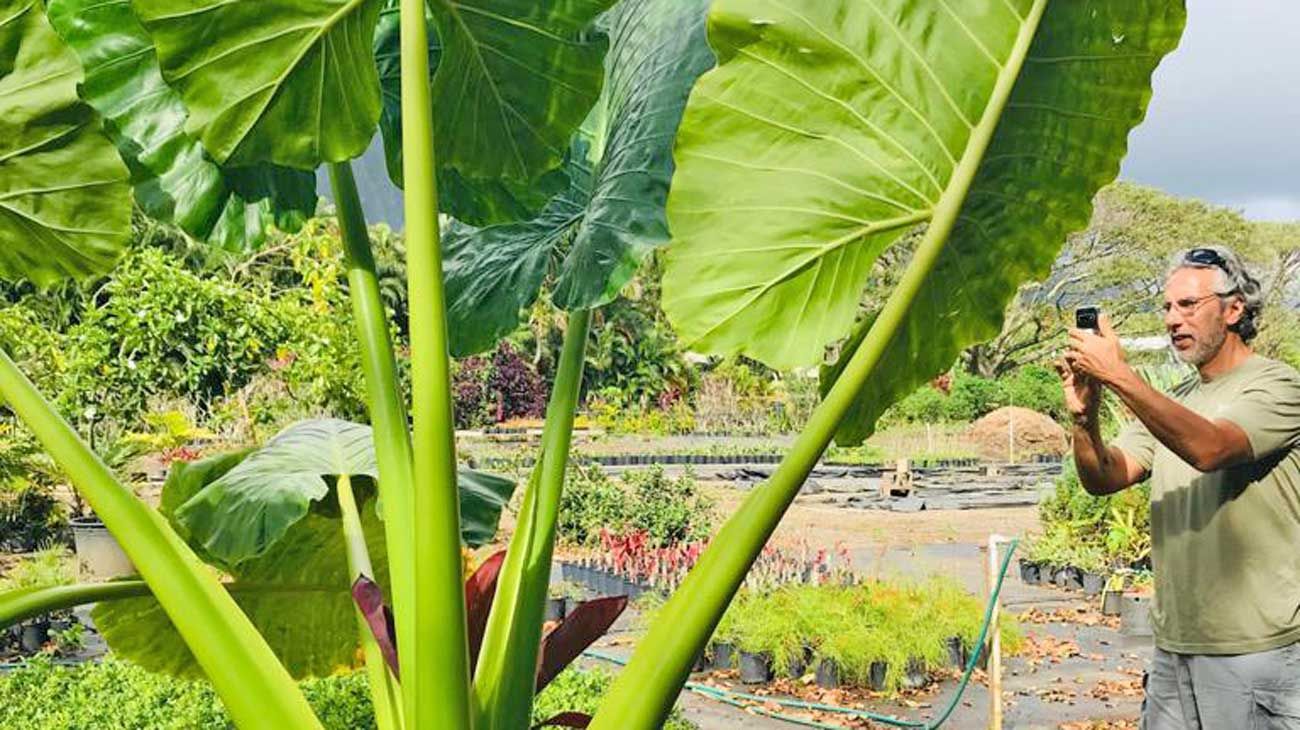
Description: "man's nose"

(1164, 306), (1182, 329)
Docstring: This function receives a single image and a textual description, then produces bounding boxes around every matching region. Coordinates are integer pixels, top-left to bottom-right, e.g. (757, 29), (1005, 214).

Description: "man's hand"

(1055, 358), (1100, 425)
(1066, 314), (1132, 386)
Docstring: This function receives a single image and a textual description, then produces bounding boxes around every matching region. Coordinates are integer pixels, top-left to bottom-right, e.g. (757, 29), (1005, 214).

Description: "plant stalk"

(397, 0), (473, 725)
(328, 161), (419, 716)
(589, 1), (1050, 725)
(336, 473), (403, 730)
(1, 582), (149, 628)
(0, 351), (322, 729)
(472, 308), (592, 730)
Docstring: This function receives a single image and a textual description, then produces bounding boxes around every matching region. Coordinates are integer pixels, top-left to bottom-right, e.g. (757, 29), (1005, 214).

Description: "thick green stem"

(336, 474), (403, 730)
(0, 352), (321, 729)
(1, 582), (149, 628)
(472, 309), (592, 730)
(327, 162), (418, 715)
(589, 2), (1049, 726)
(396, 1), (473, 726)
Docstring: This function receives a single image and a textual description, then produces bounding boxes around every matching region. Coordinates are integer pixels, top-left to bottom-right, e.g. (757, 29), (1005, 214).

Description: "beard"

(1173, 325), (1228, 366)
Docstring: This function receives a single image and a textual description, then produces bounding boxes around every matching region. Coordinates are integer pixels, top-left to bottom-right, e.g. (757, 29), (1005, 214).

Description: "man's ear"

(1223, 295), (1246, 326)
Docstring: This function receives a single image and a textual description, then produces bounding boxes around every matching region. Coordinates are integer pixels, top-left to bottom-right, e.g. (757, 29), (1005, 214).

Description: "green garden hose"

(585, 537), (1019, 729)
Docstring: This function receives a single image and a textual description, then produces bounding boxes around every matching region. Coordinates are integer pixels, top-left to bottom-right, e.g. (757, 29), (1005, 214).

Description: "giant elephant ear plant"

(0, 0), (1183, 729)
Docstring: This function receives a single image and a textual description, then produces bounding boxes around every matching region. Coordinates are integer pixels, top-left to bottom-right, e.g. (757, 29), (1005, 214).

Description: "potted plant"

(1120, 572), (1155, 637)
(1101, 572), (1127, 616)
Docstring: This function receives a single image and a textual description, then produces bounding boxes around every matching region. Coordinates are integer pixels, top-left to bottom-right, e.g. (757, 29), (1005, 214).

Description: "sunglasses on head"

(1185, 247), (1229, 272)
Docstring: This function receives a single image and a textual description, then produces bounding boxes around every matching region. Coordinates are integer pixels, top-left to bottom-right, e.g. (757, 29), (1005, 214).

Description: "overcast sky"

(1120, 0), (1300, 221)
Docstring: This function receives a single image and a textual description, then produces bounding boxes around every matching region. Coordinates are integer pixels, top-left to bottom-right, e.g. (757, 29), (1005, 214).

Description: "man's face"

(1163, 267), (1241, 366)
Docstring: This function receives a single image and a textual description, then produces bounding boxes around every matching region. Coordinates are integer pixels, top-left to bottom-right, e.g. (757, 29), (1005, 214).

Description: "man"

(1058, 245), (1300, 729)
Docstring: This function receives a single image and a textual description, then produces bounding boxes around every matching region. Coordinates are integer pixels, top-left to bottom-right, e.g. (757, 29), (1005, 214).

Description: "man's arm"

(1057, 360), (1147, 495)
(1073, 414), (1147, 495)
(1066, 316), (1253, 473)
(1106, 370), (1253, 472)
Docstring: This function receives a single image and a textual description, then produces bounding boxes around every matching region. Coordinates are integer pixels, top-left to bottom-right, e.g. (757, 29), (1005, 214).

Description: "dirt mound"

(966, 406), (1067, 462)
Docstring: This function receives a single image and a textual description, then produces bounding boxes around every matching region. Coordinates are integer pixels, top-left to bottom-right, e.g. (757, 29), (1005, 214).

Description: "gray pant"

(1142, 643), (1300, 729)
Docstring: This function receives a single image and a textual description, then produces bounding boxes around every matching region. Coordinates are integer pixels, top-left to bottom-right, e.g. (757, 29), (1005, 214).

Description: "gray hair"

(1166, 245), (1263, 343)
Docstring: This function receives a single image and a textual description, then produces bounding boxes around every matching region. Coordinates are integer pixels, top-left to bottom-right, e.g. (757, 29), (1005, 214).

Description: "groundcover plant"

(0, 0), (1183, 728)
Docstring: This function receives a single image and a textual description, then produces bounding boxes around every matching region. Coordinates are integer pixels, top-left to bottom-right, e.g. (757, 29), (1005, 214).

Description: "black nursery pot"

(786, 645), (813, 678)
(815, 658), (840, 689)
(544, 597), (567, 622)
(901, 657), (928, 690)
(19, 621), (49, 653)
(867, 661), (888, 692)
(738, 651), (774, 684)
(946, 636), (967, 669)
(692, 649), (709, 673)
(711, 642), (736, 669)
(1019, 559), (1041, 585)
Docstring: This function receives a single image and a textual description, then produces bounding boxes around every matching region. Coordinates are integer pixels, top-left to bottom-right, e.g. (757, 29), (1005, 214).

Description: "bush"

(0, 656), (370, 729)
(557, 466), (715, 548)
(623, 467), (716, 547)
(0, 657), (693, 730)
(883, 365), (1067, 426)
(58, 248), (287, 427)
(1033, 459), (1149, 569)
(557, 464), (630, 547)
(0, 425), (66, 551)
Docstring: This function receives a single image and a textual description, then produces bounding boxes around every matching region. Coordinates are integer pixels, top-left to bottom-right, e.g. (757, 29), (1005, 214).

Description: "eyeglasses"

(1162, 293), (1230, 317)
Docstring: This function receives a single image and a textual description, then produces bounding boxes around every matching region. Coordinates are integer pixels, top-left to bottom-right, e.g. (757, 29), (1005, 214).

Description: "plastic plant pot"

(1082, 572), (1105, 597)
(1018, 559), (1041, 585)
(1119, 593), (1153, 637)
(867, 661), (888, 692)
(901, 658), (928, 689)
(786, 645), (812, 678)
(544, 597), (567, 622)
(946, 636), (967, 669)
(711, 642), (736, 670)
(71, 517), (136, 580)
(1102, 590), (1124, 616)
(738, 651), (773, 684)
(815, 658), (840, 689)
(692, 650), (709, 673)
(19, 621), (49, 653)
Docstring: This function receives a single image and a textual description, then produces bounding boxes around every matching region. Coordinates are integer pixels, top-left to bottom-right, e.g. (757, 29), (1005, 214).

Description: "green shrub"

(0, 658), (693, 730)
(0, 656), (370, 730)
(58, 248), (287, 427)
(557, 466), (715, 548)
(623, 467), (716, 547)
(1034, 459), (1149, 569)
(0, 425), (67, 551)
(557, 464), (630, 547)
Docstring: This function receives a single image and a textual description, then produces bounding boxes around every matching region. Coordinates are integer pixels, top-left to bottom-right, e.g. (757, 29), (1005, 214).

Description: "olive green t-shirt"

(1114, 355), (1300, 654)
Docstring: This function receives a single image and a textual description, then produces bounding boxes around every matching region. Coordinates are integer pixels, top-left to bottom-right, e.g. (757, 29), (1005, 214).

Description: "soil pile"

(966, 406), (1067, 461)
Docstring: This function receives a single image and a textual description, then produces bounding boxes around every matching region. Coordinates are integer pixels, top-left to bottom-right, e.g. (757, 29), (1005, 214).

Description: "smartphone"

(1075, 305), (1100, 332)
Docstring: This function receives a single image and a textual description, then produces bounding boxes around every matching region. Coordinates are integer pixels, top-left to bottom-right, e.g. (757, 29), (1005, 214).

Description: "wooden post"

(988, 534), (1005, 730)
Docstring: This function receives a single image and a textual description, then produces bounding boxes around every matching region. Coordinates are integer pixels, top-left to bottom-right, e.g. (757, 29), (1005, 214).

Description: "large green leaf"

(0, 0), (132, 285)
(427, 0), (614, 182)
(44, 0), (316, 252)
(174, 418), (515, 566)
(94, 503), (390, 680)
(132, 0), (383, 170)
(661, 0), (1185, 393)
(371, 2), (566, 225)
(442, 0), (714, 355)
